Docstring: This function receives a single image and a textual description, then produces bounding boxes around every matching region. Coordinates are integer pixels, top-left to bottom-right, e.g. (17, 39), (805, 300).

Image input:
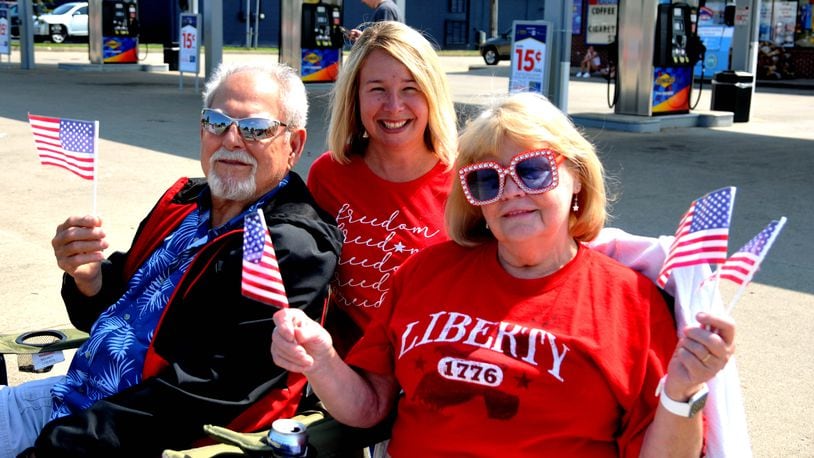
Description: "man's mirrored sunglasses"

(201, 108), (288, 142)
(458, 149), (564, 206)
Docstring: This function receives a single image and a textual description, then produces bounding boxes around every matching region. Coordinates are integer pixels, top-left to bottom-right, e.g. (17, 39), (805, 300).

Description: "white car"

(35, 2), (88, 43)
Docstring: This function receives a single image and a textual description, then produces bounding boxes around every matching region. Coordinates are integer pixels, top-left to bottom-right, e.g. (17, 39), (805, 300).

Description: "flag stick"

(689, 268), (719, 327)
(725, 217), (787, 313)
(725, 283), (747, 315)
(709, 269), (721, 312)
(92, 120), (99, 215)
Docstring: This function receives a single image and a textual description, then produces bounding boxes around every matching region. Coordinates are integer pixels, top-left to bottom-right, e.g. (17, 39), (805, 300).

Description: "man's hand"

(52, 215), (109, 297)
(348, 28), (362, 41)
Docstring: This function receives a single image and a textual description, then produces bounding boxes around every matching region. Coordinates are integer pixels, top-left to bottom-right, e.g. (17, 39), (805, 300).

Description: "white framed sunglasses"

(458, 149), (564, 206)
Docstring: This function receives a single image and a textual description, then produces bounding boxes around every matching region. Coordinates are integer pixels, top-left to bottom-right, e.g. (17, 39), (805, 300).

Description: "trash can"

(710, 71), (754, 123)
(163, 42), (180, 71)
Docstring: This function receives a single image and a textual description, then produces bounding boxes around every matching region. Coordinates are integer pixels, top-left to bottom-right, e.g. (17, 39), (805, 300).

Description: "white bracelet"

(655, 375), (709, 418)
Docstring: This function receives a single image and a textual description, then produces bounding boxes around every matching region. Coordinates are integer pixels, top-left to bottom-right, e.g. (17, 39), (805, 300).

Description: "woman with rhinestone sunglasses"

(272, 91), (736, 456)
(306, 22), (458, 356)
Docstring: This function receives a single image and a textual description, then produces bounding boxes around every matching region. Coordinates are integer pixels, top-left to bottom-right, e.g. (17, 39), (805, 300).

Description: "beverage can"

(267, 418), (308, 457)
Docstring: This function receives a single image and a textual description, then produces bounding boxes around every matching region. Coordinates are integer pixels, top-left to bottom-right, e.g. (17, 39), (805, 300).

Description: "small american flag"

(719, 217), (786, 286)
(657, 187), (736, 287)
(241, 208), (289, 308)
(28, 114), (97, 180)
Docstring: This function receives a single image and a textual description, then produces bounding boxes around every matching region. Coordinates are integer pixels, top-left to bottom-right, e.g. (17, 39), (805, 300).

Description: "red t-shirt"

(307, 152), (451, 335)
(346, 241), (677, 457)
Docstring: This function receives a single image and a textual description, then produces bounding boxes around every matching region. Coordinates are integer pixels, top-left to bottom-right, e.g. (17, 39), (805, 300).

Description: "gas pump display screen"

(102, 2), (137, 37)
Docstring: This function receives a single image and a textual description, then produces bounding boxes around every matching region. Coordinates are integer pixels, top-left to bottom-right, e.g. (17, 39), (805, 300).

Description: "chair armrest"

(0, 328), (89, 385)
(0, 328), (89, 355)
(163, 409), (395, 458)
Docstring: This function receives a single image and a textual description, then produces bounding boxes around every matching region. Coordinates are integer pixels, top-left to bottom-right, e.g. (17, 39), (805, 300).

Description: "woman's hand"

(271, 309), (397, 427)
(664, 312), (736, 400)
(271, 308), (336, 375)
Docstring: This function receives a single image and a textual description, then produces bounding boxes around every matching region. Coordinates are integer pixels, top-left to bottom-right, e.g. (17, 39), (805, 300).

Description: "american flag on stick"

(719, 217), (786, 286)
(657, 187), (736, 288)
(28, 114), (97, 181)
(242, 208), (289, 308)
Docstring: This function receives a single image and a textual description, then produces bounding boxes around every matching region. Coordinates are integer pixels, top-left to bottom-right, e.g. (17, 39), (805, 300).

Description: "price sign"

(0, 5), (10, 56)
(179, 13), (200, 73)
(509, 21), (551, 95)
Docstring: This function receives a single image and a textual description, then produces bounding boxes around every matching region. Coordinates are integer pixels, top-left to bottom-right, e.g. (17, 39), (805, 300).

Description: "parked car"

(34, 1), (87, 43)
(479, 28), (512, 65)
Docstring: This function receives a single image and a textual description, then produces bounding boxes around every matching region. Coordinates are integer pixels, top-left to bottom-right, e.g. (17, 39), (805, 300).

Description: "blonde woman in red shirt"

(307, 21), (458, 354)
(273, 91), (735, 457)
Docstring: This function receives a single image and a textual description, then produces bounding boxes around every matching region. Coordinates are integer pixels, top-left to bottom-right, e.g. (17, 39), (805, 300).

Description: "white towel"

(590, 227), (752, 457)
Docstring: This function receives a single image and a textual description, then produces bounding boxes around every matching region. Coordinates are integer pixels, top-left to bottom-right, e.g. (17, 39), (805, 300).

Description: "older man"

(1, 62), (342, 457)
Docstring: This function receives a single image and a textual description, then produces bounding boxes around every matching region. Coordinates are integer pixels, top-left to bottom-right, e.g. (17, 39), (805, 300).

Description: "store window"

(448, 0), (465, 14)
(759, 0), (810, 47)
(797, 1), (813, 47)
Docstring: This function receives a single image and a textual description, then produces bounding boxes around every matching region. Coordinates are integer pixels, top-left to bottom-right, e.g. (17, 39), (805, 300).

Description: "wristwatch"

(655, 375), (709, 418)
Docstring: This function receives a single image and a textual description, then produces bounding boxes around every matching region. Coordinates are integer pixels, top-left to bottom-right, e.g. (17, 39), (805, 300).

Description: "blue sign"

(694, 25), (733, 78)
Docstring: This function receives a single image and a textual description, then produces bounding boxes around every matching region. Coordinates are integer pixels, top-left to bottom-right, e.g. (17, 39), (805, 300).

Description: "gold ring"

(702, 353), (712, 363)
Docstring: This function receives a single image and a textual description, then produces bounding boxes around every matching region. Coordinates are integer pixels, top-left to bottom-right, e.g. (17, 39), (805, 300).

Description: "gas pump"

(280, 0), (344, 83)
(614, 0), (703, 117)
(88, 0), (139, 64)
(651, 3), (696, 114)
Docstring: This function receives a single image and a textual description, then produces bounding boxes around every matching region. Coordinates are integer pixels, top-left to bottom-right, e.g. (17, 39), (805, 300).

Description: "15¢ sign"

(179, 13), (200, 73)
(509, 21), (551, 95)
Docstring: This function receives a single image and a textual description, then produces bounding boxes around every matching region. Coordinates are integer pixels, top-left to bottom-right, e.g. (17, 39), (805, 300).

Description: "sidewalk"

(1, 50), (812, 457)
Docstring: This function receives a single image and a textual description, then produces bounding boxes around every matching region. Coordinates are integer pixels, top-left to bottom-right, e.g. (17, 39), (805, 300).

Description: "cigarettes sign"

(586, 0), (617, 45)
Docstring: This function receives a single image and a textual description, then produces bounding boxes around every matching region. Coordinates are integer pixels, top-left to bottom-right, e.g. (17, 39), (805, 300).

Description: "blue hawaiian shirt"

(51, 177), (288, 419)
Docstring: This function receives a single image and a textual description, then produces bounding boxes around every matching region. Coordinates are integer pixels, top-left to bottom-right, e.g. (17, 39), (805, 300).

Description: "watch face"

(689, 392), (708, 418)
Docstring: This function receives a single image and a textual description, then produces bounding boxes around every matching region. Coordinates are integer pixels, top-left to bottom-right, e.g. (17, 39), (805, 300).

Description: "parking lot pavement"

(1, 50), (812, 457)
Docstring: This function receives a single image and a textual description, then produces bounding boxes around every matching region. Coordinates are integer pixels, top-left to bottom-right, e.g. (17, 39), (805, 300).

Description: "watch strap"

(655, 375), (709, 418)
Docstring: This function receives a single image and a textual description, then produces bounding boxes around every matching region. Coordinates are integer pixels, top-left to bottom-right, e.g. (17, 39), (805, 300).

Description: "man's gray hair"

(201, 62), (308, 129)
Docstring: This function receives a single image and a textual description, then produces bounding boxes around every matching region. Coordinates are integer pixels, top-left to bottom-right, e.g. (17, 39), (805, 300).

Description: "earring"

(572, 195), (580, 212)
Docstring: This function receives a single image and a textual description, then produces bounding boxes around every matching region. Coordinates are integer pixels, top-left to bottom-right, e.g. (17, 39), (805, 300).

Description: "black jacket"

(29, 174), (342, 457)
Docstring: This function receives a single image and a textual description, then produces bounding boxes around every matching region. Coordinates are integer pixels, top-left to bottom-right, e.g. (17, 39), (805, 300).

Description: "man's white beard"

(208, 149), (258, 201)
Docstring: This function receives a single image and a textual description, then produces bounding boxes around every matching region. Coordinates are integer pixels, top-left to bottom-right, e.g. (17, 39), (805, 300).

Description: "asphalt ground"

(0, 50), (812, 457)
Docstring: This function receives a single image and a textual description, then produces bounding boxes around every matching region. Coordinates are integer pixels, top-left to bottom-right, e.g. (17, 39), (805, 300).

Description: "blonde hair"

(326, 21), (457, 167)
(446, 92), (608, 246)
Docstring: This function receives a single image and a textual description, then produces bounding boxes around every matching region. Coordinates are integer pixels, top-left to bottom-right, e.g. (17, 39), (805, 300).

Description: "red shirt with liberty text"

(346, 241), (677, 457)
